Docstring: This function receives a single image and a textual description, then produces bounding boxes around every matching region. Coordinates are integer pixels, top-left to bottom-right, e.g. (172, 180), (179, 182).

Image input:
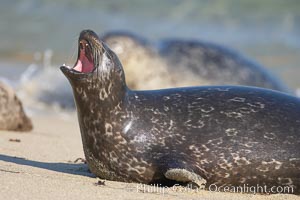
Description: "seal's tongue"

(73, 41), (94, 73)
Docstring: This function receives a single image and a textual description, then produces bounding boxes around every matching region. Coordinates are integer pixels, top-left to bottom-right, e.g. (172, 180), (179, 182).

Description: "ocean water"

(0, 0), (299, 113)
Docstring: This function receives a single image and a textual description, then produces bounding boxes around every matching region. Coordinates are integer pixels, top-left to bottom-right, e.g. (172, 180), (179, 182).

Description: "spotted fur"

(61, 30), (300, 194)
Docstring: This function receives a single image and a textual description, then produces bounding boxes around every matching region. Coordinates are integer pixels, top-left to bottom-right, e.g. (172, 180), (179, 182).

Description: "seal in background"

(0, 81), (33, 132)
(102, 31), (289, 93)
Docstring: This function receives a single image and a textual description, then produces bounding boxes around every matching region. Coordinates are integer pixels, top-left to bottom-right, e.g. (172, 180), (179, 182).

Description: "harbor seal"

(102, 31), (290, 93)
(0, 81), (33, 132)
(158, 39), (290, 92)
(61, 30), (300, 194)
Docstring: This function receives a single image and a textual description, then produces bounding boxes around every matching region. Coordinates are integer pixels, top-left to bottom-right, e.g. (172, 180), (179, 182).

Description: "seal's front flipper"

(164, 168), (207, 189)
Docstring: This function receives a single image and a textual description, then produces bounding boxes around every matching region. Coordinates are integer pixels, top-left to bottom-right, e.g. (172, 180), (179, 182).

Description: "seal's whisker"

(91, 43), (101, 89)
(67, 40), (78, 66)
(95, 47), (100, 88)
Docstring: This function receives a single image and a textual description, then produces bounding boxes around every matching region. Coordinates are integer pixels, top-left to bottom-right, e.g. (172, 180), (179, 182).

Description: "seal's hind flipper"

(164, 168), (207, 189)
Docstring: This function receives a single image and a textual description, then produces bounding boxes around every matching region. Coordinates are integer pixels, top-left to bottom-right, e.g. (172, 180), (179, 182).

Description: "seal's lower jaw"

(60, 64), (91, 81)
(60, 65), (75, 77)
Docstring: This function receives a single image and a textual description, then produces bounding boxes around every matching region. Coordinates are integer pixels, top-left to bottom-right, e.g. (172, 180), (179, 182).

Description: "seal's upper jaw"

(60, 30), (102, 78)
(73, 39), (94, 73)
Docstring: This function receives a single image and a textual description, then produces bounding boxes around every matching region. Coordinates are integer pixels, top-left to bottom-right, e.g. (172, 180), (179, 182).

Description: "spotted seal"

(61, 30), (300, 194)
(102, 31), (290, 93)
(0, 81), (33, 132)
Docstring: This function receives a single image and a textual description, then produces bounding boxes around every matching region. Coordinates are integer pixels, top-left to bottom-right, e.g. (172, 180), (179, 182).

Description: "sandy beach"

(0, 1), (299, 199)
(0, 114), (298, 200)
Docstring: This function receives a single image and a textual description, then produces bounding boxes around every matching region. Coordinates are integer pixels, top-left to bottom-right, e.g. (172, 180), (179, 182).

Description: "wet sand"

(0, 115), (299, 200)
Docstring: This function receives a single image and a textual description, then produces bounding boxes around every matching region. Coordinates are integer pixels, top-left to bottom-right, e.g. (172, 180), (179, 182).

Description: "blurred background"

(0, 0), (299, 112)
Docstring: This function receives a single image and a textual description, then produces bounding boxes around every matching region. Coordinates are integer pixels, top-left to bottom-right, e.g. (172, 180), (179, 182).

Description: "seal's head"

(60, 30), (127, 107)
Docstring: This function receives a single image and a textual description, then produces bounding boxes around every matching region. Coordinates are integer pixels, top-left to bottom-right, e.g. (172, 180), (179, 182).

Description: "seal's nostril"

(80, 42), (84, 50)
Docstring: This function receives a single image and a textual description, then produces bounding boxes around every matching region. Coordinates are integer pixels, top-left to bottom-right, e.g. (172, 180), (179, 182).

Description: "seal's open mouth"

(61, 30), (103, 77)
(73, 40), (94, 73)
